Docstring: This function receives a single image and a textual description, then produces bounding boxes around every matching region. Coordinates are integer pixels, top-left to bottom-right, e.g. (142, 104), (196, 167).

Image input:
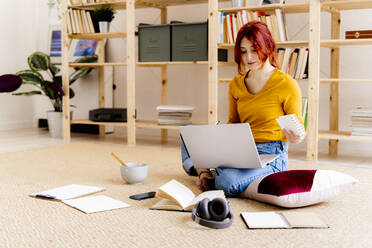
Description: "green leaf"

(49, 64), (60, 76)
(73, 54), (98, 65)
(45, 86), (57, 99)
(70, 68), (91, 84)
(69, 88), (75, 99)
(16, 70), (44, 85)
(12, 90), (42, 96)
(28, 52), (50, 71)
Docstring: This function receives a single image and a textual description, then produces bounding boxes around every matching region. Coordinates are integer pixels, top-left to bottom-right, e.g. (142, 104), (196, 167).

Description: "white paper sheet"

(31, 184), (105, 200)
(63, 195), (130, 214)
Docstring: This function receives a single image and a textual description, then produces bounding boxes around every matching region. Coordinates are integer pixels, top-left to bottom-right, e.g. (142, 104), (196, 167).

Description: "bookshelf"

(311, 0), (372, 160)
(62, 0), (372, 160)
(214, 0), (372, 161)
(61, 0), (231, 145)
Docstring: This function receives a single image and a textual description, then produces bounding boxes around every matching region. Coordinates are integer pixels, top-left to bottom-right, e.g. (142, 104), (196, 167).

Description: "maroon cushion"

(258, 170), (317, 196)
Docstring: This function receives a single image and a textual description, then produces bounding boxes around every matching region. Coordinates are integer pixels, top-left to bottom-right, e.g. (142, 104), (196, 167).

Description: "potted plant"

(12, 51), (98, 138)
(91, 6), (116, 33)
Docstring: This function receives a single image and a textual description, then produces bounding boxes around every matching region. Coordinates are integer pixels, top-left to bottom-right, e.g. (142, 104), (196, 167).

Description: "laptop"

(179, 123), (279, 169)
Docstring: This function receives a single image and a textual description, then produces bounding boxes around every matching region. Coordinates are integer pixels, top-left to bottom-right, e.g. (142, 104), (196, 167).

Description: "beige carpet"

(1, 142), (371, 248)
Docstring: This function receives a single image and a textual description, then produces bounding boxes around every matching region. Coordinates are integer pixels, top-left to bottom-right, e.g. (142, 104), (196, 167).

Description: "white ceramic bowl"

(120, 162), (148, 184)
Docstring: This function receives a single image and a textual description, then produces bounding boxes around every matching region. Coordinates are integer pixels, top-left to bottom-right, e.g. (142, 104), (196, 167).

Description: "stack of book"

(156, 105), (194, 125)
(277, 47), (309, 80)
(351, 107), (372, 136)
(220, 9), (287, 43)
(66, 8), (95, 35)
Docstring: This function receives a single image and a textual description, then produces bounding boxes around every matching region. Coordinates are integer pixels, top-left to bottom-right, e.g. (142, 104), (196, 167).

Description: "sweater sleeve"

(227, 79), (240, 124)
(282, 78), (304, 127)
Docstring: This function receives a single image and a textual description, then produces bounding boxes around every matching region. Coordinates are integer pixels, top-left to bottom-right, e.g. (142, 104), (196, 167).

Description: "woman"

(181, 21), (304, 197)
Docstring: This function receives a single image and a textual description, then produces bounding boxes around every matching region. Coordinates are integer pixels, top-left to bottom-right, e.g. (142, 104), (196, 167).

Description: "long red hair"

(234, 21), (278, 75)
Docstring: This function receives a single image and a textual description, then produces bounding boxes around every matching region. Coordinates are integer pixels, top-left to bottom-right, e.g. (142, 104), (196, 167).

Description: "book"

(156, 105), (195, 113)
(158, 119), (192, 125)
(288, 48), (299, 78)
(30, 184), (105, 201)
(281, 48), (292, 74)
(275, 9), (287, 42)
(276, 114), (306, 139)
(241, 211), (329, 229)
(62, 195), (130, 214)
(150, 179), (225, 212)
(302, 97), (308, 131)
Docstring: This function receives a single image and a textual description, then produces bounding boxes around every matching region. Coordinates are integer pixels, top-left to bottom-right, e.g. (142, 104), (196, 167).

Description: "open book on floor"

(150, 179), (225, 212)
(241, 211), (329, 229)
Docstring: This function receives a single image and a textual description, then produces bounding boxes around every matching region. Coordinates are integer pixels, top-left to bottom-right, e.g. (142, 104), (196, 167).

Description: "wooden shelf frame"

(63, 0), (372, 154)
(319, 130), (372, 142)
(71, 119), (207, 130)
(69, 32), (127, 40)
(63, 0), (229, 145)
(69, 0), (231, 10)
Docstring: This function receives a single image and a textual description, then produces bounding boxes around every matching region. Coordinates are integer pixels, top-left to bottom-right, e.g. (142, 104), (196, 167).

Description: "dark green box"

(171, 21), (208, 61)
(138, 23), (171, 62)
(171, 21), (228, 62)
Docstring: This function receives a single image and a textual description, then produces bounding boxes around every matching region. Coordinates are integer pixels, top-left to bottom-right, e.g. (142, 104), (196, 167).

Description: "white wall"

(0, 0), (101, 130)
(0, 0), (46, 130)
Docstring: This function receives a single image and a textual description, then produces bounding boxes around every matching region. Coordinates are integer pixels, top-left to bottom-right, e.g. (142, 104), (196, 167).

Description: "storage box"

(89, 108), (129, 122)
(345, 30), (372, 39)
(138, 24), (171, 62)
(171, 21), (228, 61)
(171, 21), (208, 61)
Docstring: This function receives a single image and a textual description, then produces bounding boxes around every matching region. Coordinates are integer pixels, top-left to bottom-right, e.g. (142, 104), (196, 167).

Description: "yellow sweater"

(228, 69), (303, 142)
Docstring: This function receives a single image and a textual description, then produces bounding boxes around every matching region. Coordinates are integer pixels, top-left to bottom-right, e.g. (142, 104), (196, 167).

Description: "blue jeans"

(181, 139), (288, 197)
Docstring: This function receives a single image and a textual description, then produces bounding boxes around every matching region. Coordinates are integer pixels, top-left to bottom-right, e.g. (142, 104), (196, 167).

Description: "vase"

(46, 111), (73, 138)
(47, 111), (63, 138)
(99, 21), (110, 33)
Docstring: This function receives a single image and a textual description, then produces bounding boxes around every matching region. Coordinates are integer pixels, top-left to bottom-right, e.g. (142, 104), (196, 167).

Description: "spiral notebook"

(276, 114), (306, 139)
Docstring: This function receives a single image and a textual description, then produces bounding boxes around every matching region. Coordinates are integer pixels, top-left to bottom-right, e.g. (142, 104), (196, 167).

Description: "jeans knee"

(214, 173), (240, 196)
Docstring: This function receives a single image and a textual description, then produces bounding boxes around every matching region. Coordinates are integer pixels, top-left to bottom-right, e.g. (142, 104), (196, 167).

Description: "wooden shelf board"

(69, 62), (127, 67)
(319, 130), (372, 141)
(69, 32), (126, 40)
(218, 41), (309, 49)
(219, 78), (231, 83)
(71, 119), (127, 127)
(321, 38), (372, 47)
(69, 0), (230, 10)
(219, 2), (310, 14)
(136, 120), (206, 130)
(320, 78), (372, 83)
(136, 61), (235, 66)
(220, 39), (372, 49)
(322, 0), (372, 11)
(219, 77), (308, 83)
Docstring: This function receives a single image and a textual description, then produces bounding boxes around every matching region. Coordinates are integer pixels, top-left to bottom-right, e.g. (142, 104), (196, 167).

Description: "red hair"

(234, 21), (278, 75)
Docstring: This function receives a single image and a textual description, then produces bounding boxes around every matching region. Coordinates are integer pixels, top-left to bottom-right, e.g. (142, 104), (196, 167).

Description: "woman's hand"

(282, 128), (303, 144)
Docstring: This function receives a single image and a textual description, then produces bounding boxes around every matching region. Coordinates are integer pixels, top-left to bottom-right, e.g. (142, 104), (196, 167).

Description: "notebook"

(62, 195), (130, 214)
(30, 184), (105, 201)
(276, 114), (306, 139)
(240, 211), (329, 229)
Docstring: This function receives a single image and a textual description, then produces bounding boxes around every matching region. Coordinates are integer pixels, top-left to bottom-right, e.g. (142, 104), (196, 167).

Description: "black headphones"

(192, 198), (234, 229)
